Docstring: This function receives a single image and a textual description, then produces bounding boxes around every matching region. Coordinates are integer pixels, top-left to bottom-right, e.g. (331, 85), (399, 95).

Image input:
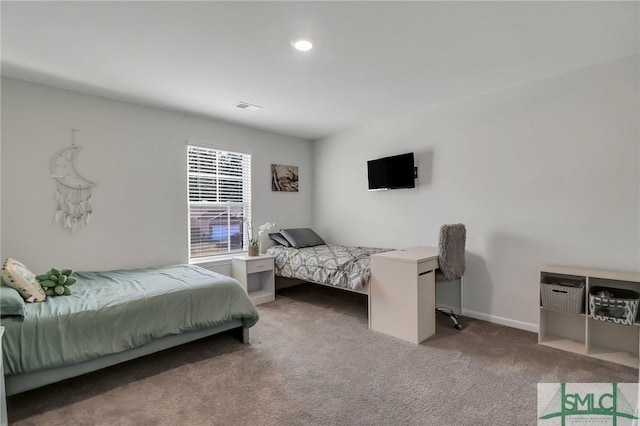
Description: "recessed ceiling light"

(292, 39), (313, 52)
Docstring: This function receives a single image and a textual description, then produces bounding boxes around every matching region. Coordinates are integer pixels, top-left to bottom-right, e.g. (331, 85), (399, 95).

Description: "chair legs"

(436, 307), (462, 330)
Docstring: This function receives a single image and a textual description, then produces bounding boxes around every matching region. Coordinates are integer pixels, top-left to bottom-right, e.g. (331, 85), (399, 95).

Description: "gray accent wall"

(1, 78), (313, 273)
(312, 55), (640, 330)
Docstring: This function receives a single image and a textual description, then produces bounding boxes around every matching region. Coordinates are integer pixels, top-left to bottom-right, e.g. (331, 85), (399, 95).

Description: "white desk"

(369, 247), (439, 344)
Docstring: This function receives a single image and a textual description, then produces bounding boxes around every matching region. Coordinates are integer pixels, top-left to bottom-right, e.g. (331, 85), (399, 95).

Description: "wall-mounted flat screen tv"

(367, 152), (416, 191)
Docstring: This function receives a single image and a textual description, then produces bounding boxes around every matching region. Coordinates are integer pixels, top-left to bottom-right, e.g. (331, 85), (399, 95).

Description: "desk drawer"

(418, 258), (439, 275)
(247, 258), (273, 274)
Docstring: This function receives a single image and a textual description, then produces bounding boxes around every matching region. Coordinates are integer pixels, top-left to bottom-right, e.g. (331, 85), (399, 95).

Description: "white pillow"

(1, 258), (47, 302)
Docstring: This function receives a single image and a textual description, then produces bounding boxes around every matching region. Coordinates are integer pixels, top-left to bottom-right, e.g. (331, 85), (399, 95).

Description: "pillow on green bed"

(1, 257), (47, 302)
(0, 286), (26, 319)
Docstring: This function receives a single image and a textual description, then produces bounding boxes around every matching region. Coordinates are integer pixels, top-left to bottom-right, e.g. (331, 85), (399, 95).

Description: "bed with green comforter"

(2, 264), (259, 393)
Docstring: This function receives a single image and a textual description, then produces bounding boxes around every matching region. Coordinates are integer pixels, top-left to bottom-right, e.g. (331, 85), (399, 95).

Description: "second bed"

(262, 229), (391, 294)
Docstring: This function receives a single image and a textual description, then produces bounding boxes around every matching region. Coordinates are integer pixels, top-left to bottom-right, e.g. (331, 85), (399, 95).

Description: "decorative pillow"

(0, 286), (26, 318)
(280, 228), (326, 249)
(269, 232), (291, 247)
(2, 258), (47, 302)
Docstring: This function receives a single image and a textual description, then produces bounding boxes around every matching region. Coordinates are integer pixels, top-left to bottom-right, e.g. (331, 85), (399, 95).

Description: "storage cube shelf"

(538, 265), (640, 368)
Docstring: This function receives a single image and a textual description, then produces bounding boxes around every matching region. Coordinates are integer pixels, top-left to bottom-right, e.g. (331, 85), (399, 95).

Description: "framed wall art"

(271, 164), (299, 192)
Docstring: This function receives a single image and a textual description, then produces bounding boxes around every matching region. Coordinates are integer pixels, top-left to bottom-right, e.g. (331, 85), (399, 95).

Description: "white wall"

(313, 55), (640, 331)
(1, 78), (313, 274)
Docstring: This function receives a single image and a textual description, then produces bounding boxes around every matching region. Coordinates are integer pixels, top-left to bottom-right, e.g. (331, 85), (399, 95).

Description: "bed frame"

(5, 322), (249, 396)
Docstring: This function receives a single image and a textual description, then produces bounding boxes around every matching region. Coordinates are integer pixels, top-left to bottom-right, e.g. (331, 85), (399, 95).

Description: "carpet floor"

(7, 283), (638, 425)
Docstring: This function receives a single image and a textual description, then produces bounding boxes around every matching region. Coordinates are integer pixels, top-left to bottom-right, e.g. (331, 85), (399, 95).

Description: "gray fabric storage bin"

(541, 277), (585, 314)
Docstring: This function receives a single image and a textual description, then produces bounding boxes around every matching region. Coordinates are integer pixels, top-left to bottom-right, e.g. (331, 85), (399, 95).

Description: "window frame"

(187, 144), (251, 261)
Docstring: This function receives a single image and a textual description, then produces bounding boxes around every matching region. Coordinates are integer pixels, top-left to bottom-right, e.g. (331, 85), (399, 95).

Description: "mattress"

(2, 264), (259, 375)
(266, 244), (391, 291)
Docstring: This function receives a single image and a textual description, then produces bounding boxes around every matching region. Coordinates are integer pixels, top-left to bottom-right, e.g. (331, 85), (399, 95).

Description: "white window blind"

(188, 145), (251, 260)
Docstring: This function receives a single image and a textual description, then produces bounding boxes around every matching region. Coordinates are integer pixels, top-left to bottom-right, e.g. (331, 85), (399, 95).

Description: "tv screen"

(367, 152), (415, 190)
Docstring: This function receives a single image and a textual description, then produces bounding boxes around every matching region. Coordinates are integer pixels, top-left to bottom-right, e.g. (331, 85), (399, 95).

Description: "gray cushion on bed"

(1, 286), (26, 319)
(280, 228), (326, 249)
(269, 232), (291, 247)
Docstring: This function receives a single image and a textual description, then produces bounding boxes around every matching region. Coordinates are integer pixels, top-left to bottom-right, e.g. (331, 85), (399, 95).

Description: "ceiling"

(2, 1), (638, 140)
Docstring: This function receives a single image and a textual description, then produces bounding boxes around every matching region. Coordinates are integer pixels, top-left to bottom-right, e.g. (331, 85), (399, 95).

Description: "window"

(188, 145), (251, 260)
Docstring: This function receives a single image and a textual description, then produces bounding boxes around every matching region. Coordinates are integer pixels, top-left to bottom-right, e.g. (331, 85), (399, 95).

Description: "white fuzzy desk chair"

(436, 224), (466, 330)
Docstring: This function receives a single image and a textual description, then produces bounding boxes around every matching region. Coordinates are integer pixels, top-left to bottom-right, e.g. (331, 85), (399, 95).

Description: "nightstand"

(231, 255), (275, 305)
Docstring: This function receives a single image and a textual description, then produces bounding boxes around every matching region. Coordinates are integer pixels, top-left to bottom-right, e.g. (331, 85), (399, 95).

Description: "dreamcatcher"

(50, 129), (95, 232)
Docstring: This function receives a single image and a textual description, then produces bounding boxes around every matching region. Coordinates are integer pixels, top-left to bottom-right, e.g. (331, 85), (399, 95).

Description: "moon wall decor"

(50, 129), (95, 232)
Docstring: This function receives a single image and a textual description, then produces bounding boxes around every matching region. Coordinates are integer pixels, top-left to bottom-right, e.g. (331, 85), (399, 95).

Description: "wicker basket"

(589, 286), (639, 326)
(540, 277), (585, 314)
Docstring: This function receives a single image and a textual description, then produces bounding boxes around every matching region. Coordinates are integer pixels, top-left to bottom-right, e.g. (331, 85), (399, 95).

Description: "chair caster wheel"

(454, 324), (462, 330)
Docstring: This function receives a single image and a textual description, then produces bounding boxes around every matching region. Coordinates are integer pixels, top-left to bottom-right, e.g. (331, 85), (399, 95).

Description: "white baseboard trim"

(461, 308), (538, 333)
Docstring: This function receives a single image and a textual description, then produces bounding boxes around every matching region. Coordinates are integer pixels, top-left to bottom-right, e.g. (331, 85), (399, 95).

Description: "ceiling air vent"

(234, 101), (263, 111)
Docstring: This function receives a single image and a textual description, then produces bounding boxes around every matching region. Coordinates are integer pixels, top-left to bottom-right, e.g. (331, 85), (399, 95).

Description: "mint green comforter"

(2, 265), (259, 375)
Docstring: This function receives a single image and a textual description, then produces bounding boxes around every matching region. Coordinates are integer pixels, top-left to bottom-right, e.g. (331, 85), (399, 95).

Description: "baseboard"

(461, 308), (538, 333)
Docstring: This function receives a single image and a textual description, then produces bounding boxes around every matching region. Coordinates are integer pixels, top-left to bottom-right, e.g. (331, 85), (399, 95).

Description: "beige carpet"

(8, 284), (638, 425)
